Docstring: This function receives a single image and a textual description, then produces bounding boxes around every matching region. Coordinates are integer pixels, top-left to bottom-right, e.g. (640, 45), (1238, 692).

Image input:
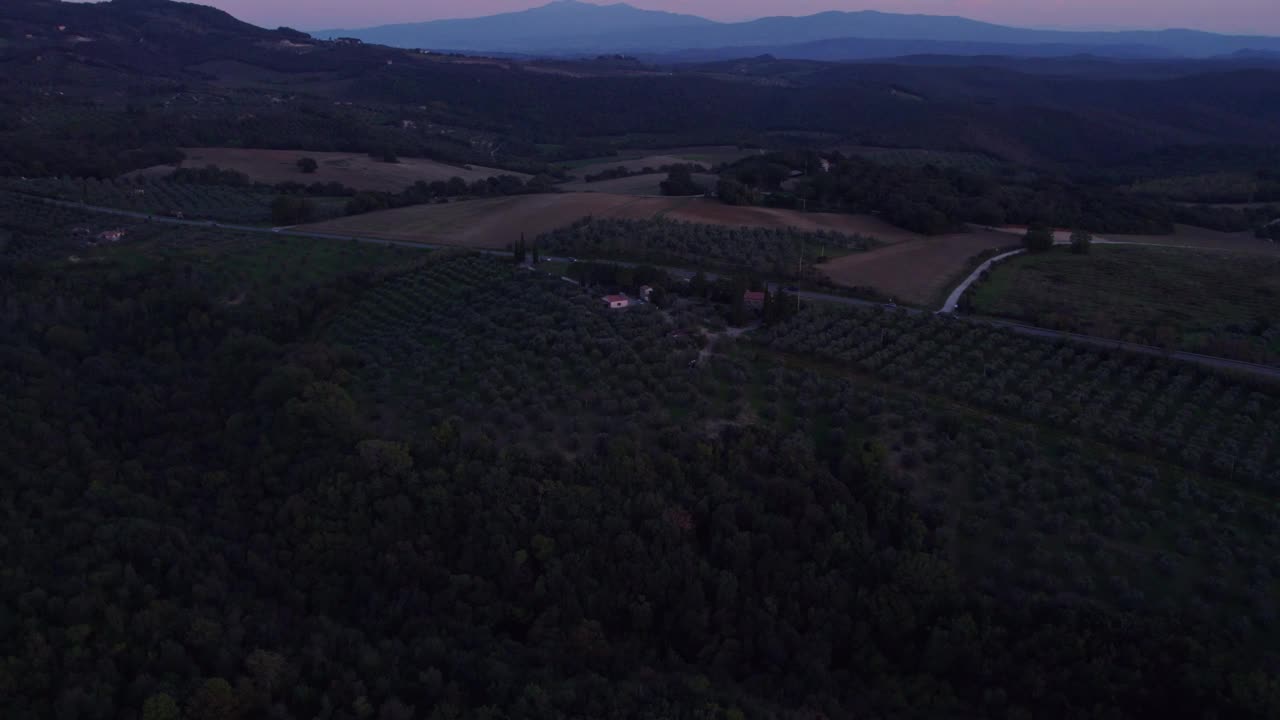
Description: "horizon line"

(293, 2), (1255, 36)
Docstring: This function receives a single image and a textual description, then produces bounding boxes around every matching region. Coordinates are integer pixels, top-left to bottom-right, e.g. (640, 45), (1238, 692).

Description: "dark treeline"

(341, 172), (557, 216)
(172, 164), (557, 208)
(1172, 203), (1280, 233)
(1129, 170), (1280, 205)
(718, 152), (1177, 234)
(660, 165), (710, 196)
(583, 162), (709, 184)
(0, 89), (553, 179)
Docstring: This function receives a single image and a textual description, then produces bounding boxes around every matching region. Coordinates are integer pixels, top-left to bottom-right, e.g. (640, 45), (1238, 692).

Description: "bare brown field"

(819, 231), (1016, 306)
(668, 201), (920, 242)
(561, 172), (719, 196)
(296, 193), (911, 249)
(129, 148), (526, 192)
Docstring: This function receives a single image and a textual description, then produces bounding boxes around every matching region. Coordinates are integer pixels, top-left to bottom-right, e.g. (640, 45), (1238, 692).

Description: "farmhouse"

(333, 37), (363, 45)
(96, 229), (125, 243)
(743, 291), (766, 308)
(602, 294), (630, 309)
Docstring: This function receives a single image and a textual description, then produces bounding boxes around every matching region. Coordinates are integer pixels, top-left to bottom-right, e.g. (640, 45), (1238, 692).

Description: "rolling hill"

(314, 0), (713, 50)
(3, 0), (1280, 179)
(318, 2), (1280, 58)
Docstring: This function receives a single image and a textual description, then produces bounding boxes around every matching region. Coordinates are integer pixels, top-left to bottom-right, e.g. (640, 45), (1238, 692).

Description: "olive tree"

(1070, 229), (1093, 255)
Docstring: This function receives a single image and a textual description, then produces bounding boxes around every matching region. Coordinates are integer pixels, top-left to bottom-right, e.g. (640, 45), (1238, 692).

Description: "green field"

(968, 245), (1280, 363)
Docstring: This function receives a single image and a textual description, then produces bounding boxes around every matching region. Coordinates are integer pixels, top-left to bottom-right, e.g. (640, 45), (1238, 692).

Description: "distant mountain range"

(316, 1), (1280, 59)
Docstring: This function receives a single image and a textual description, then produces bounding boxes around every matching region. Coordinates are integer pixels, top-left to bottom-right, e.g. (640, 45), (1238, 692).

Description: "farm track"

(29, 194), (1280, 383)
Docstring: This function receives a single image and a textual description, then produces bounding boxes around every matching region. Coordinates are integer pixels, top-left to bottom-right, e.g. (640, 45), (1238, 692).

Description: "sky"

(100, 0), (1280, 34)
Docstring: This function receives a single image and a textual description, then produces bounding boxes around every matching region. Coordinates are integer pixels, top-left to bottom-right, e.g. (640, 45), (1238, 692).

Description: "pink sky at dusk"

(88, 0), (1280, 34)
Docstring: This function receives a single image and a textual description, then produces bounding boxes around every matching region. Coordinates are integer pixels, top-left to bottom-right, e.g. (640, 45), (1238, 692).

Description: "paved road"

(29, 194), (1280, 382)
(941, 249), (1025, 313)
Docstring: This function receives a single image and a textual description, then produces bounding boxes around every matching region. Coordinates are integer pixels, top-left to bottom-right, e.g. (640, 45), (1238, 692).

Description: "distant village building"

(743, 291), (766, 308)
(603, 295), (630, 309)
(334, 37), (363, 45)
(96, 230), (125, 243)
(638, 285), (654, 301)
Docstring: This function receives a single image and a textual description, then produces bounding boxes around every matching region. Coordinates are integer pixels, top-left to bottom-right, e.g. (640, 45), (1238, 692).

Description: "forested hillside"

(2, 194), (1280, 718)
(4, 0), (1280, 179)
(717, 151), (1178, 234)
(4, 2), (1280, 717)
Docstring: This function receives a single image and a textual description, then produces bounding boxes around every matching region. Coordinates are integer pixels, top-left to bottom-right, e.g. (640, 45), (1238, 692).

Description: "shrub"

(1070, 229), (1093, 254)
(1023, 225), (1055, 253)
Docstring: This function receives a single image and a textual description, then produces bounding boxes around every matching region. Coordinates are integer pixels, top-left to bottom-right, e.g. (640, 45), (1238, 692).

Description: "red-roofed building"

(743, 291), (766, 308)
(603, 295), (629, 309)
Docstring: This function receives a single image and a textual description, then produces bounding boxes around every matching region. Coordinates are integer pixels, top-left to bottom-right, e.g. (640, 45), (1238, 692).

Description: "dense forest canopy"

(717, 151), (1180, 234)
(3, 192), (1280, 718)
